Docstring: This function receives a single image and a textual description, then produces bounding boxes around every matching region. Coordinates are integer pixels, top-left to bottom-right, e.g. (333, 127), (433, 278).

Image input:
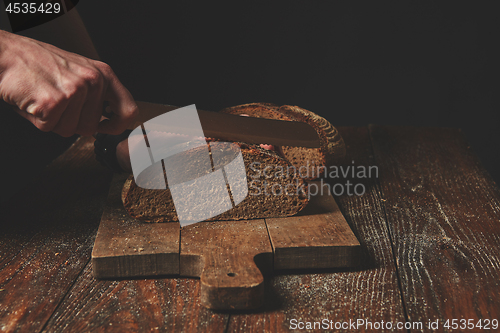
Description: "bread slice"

(220, 103), (345, 180)
(122, 141), (309, 223)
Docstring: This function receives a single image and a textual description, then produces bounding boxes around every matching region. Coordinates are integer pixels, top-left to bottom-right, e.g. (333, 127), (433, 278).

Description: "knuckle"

(29, 96), (63, 131)
(82, 68), (102, 86)
(26, 104), (44, 119)
(63, 80), (86, 100)
(94, 61), (114, 76)
(32, 114), (56, 132)
(36, 98), (57, 117)
(47, 93), (67, 109)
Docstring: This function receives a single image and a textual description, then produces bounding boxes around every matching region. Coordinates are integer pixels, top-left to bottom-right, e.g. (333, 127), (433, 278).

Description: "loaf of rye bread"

(121, 104), (344, 222)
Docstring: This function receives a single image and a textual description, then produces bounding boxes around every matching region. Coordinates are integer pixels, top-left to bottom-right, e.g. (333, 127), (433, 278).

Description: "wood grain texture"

(266, 180), (361, 270)
(42, 263), (229, 333)
(226, 127), (407, 332)
(370, 125), (500, 325)
(92, 173), (180, 278)
(0, 137), (112, 333)
(180, 220), (273, 310)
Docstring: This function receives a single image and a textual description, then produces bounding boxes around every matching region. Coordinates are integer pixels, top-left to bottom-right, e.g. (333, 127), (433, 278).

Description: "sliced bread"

(122, 141), (309, 223)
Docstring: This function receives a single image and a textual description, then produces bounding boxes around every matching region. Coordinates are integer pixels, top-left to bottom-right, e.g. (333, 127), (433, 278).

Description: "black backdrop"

(77, 1), (500, 178)
(1, 2), (499, 202)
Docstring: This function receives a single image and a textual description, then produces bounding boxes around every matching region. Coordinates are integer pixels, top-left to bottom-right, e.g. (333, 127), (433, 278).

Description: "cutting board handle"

(180, 221), (273, 310)
(200, 253), (268, 310)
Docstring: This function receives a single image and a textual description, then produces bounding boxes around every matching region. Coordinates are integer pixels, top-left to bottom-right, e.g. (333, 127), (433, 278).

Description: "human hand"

(0, 30), (138, 137)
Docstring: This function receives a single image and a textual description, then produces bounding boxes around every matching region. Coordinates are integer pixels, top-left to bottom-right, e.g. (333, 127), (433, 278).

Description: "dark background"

(1, 1), (499, 202)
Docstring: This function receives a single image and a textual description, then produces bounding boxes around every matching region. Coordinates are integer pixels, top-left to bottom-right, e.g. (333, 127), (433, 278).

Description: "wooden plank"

(42, 262), (229, 333)
(180, 220), (273, 310)
(266, 181), (361, 270)
(226, 127), (407, 332)
(370, 125), (500, 325)
(92, 173), (180, 278)
(0, 136), (112, 333)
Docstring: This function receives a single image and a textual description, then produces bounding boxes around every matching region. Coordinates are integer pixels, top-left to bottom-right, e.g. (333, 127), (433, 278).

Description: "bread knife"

(128, 101), (321, 148)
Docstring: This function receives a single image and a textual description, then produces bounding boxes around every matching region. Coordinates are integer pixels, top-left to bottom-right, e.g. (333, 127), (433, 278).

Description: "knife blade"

(128, 101), (321, 148)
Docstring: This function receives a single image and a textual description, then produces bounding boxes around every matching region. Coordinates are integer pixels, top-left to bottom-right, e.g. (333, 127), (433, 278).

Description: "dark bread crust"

(279, 105), (346, 172)
(220, 103), (291, 121)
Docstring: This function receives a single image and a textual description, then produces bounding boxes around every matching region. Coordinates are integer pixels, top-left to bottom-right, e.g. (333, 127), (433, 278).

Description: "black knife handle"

(94, 130), (132, 173)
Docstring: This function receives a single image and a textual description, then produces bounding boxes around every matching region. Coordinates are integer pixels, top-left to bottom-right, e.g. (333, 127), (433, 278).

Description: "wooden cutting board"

(92, 173), (361, 310)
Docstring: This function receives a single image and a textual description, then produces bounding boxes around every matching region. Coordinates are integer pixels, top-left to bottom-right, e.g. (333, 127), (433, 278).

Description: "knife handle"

(94, 130), (132, 173)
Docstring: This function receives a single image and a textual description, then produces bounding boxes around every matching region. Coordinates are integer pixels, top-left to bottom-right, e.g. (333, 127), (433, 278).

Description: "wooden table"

(1, 126), (499, 332)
